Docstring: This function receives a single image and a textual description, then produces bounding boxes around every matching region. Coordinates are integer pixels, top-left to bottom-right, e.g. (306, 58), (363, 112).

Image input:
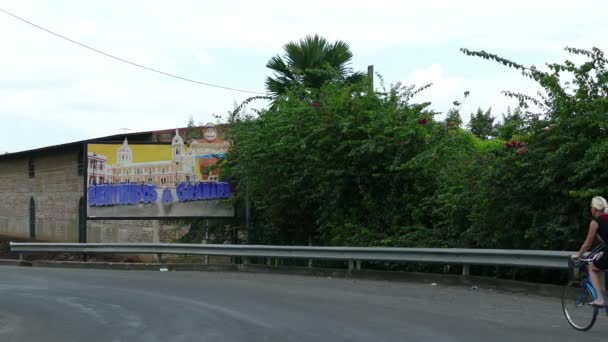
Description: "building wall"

(0, 149), (83, 241)
(86, 220), (188, 243)
(0, 126), (231, 243)
(0, 149), (189, 243)
(0, 157), (29, 238)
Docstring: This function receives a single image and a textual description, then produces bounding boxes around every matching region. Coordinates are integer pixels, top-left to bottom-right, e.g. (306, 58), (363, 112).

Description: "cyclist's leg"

(589, 252), (608, 305)
(588, 263), (604, 305)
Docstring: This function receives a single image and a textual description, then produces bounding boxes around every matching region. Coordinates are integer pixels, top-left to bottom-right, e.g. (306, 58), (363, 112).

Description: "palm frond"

(265, 34), (360, 98)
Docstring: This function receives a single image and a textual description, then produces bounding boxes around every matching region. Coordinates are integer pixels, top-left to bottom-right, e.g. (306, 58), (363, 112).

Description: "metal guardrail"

(10, 242), (574, 274)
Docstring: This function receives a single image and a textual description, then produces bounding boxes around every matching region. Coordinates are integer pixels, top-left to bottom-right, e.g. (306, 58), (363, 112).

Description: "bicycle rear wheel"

(562, 280), (598, 331)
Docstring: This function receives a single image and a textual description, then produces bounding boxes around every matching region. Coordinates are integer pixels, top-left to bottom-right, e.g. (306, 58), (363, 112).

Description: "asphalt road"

(0, 266), (606, 342)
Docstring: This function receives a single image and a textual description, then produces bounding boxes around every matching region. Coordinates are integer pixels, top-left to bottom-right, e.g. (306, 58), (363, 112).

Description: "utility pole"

(245, 177), (250, 242)
(367, 65), (374, 93)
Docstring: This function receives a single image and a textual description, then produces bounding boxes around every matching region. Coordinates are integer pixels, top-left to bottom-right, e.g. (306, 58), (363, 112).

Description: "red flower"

(418, 118), (428, 125)
(310, 102), (321, 108)
(505, 140), (524, 149)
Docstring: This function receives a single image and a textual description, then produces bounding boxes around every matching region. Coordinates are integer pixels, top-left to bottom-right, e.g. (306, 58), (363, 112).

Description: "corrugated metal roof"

(0, 129), (169, 160)
(0, 125), (229, 160)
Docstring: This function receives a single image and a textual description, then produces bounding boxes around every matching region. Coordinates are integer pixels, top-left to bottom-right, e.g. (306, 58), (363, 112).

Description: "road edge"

(6, 260), (565, 298)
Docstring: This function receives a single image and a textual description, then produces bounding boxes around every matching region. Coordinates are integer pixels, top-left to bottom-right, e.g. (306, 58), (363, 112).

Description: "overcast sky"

(1, 0), (607, 153)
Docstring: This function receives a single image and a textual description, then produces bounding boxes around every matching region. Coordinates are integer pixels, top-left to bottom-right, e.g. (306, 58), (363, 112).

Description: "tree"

(185, 115), (199, 141)
(224, 80), (433, 246)
(444, 94), (469, 129)
(495, 107), (525, 141)
(222, 44), (608, 262)
(445, 108), (462, 128)
(265, 34), (365, 99)
(461, 46), (608, 250)
(468, 107), (496, 139)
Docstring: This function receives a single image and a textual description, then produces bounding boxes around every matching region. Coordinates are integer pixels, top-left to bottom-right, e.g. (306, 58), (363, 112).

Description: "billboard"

(86, 126), (234, 219)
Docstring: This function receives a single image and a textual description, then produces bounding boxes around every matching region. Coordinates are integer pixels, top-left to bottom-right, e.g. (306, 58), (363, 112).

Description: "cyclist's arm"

(574, 220), (599, 258)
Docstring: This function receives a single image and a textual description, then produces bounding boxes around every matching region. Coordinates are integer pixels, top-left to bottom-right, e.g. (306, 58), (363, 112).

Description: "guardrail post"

(156, 253), (163, 263)
(355, 260), (361, 270)
(462, 264), (470, 276)
(308, 259), (313, 268)
(348, 260), (354, 273)
(266, 257), (271, 266)
(243, 257), (250, 265)
(204, 255), (209, 265)
(19, 253), (24, 261)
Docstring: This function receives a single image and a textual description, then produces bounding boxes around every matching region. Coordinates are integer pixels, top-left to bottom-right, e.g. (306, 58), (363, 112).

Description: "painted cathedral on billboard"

(87, 125), (230, 188)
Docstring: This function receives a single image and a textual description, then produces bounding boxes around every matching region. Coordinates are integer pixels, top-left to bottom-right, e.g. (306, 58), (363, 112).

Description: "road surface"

(0, 266), (604, 341)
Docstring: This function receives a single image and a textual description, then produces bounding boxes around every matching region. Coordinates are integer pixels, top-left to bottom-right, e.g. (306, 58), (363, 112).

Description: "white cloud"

(403, 64), (546, 123)
(404, 64), (466, 115)
(0, 0), (607, 152)
(192, 50), (215, 65)
(406, 64), (463, 98)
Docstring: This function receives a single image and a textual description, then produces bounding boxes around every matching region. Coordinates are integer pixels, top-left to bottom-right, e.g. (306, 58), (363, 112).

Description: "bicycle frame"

(579, 263), (600, 299)
(563, 240), (607, 330)
(573, 243), (607, 311)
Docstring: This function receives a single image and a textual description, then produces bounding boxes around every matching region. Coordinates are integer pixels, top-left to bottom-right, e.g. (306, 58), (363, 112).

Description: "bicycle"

(562, 244), (608, 331)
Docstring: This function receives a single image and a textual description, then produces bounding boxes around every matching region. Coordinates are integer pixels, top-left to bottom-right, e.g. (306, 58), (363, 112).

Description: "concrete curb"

(0, 259), (31, 266)
(15, 260), (564, 298)
(31, 260), (238, 272)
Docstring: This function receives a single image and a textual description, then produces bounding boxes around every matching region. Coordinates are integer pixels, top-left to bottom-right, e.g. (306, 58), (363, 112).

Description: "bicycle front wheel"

(562, 280), (598, 331)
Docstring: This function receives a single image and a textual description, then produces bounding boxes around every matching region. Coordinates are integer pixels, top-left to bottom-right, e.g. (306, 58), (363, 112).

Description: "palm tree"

(265, 35), (364, 98)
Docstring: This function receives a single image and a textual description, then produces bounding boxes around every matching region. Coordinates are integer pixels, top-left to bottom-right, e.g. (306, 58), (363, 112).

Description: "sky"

(1, 0), (607, 153)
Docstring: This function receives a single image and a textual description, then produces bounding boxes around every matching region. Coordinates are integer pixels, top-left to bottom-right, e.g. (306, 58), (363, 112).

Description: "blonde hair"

(591, 196), (608, 214)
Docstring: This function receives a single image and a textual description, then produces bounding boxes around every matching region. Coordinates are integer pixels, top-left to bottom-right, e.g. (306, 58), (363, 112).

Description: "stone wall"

(0, 149), (83, 241)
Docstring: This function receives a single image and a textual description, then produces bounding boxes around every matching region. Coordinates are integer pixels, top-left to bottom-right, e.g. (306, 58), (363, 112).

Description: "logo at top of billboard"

(86, 127), (234, 218)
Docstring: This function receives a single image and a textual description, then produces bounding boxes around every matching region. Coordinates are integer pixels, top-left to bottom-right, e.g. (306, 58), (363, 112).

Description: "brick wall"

(159, 222), (190, 243)
(87, 220), (158, 243)
(0, 157), (30, 238)
(0, 149), (83, 241)
(86, 220), (192, 243)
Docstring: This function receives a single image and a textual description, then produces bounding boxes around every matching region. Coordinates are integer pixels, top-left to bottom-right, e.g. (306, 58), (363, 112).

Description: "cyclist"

(573, 196), (608, 307)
